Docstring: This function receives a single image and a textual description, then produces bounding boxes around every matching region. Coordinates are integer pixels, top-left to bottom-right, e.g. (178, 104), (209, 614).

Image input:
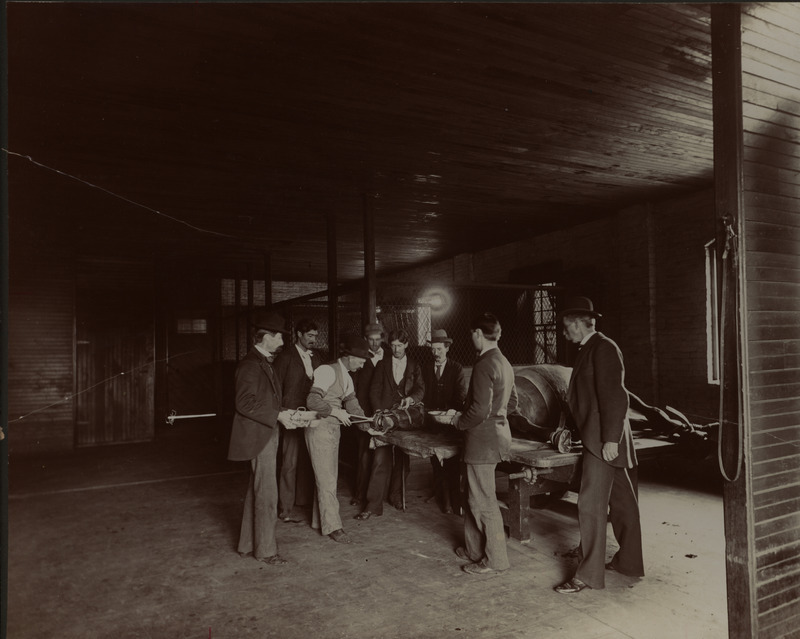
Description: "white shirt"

(392, 356), (407, 384)
(296, 343), (314, 379)
(312, 360), (355, 397)
(370, 347), (384, 368)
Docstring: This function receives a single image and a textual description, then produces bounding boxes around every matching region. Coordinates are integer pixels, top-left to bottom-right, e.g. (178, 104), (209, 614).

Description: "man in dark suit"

(351, 322), (387, 507)
(554, 297), (644, 594)
(452, 313), (517, 575)
(422, 328), (468, 514)
(227, 311), (297, 565)
(273, 318), (320, 523)
(355, 328), (424, 519)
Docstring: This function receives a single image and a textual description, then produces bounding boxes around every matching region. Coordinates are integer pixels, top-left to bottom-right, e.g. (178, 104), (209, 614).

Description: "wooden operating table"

(376, 428), (675, 542)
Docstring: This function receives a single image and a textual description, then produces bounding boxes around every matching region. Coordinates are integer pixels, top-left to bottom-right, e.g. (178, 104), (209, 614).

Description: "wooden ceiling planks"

(8, 2), (716, 283)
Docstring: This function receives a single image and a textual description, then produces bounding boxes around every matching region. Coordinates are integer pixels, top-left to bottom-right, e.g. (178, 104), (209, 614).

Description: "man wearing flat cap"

(554, 297), (644, 594)
(305, 334), (370, 543)
(228, 311), (298, 565)
(423, 329), (468, 514)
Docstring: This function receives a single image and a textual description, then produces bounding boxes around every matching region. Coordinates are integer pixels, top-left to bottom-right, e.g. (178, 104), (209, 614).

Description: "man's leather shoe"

(258, 554), (288, 565)
(554, 577), (589, 594)
(282, 513), (304, 523)
(462, 561), (506, 575)
(454, 547), (473, 561)
(329, 528), (352, 544)
(354, 511), (376, 520)
(605, 561), (617, 572)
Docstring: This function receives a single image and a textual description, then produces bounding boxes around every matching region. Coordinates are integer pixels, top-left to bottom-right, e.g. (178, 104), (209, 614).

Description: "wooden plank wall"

(741, 4), (800, 637)
(7, 255), (75, 455)
(398, 189), (719, 420)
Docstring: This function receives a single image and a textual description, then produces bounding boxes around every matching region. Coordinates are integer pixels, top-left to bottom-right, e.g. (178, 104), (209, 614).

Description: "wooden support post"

(327, 212), (339, 359)
(246, 262), (254, 348)
(711, 5), (756, 638)
(234, 270), (241, 361)
(263, 252), (272, 307)
(362, 193), (377, 328)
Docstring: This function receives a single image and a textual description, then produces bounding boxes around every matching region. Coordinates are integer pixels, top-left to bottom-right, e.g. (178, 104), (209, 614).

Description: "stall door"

(76, 287), (155, 445)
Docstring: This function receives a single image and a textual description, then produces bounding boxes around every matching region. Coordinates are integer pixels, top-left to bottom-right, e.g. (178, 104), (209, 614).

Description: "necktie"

(436, 364), (442, 380)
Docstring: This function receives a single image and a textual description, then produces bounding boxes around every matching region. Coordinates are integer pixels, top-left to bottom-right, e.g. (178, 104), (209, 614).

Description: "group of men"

(227, 297), (645, 592)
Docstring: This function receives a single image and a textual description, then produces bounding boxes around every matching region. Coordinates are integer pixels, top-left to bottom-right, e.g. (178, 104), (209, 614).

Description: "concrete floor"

(7, 420), (728, 639)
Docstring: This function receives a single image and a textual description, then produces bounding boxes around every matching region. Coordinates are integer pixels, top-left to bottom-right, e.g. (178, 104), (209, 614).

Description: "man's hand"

(278, 410), (299, 429)
(602, 442), (619, 462)
(398, 397), (413, 410)
(331, 408), (351, 426)
(451, 411), (462, 428)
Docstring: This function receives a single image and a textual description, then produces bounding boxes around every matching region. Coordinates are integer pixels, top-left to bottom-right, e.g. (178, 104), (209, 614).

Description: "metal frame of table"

(377, 429), (675, 542)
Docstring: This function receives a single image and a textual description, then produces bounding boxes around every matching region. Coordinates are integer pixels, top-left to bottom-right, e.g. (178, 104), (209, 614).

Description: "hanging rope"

(717, 216), (744, 482)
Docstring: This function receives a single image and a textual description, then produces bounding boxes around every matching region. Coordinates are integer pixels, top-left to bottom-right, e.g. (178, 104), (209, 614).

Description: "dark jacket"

(273, 344), (320, 409)
(456, 348), (516, 464)
(567, 332), (636, 469)
(353, 348), (387, 415)
(369, 355), (425, 412)
(422, 358), (468, 411)
(227, 348), (283, 461)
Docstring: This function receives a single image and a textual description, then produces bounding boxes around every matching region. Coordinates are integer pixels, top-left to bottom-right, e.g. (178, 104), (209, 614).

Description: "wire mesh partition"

(378, 284), (559, 367)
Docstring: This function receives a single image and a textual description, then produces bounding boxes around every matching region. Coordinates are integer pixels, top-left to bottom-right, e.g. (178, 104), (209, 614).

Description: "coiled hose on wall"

(717, 217), (744, 482)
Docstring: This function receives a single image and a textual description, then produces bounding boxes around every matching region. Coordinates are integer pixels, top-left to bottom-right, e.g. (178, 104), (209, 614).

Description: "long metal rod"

(166, 411), (217, 425)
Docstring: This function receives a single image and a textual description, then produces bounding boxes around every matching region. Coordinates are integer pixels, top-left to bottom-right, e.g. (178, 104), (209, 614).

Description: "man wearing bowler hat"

(228, 310), (298, 565)
(554, 297), (644, 593)
(305, 334), (371, 543)
(423, 328), (468, 514)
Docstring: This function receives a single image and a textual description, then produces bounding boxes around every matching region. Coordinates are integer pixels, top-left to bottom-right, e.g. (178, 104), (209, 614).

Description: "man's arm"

(234, 361), (280, 428)
(455, 361), (493, 430)
(306, 365), (352, 425)
(407, 360), (425, 404)
(343, 392), (365, 417)
(594, 340), (628, 447)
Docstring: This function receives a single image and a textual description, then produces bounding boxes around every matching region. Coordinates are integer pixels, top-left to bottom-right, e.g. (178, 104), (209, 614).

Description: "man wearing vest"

(273, 318), (320, 523)
(358, 329), (425, 519)
(305, 334), (371, 544)
(422, 329), (468, 514)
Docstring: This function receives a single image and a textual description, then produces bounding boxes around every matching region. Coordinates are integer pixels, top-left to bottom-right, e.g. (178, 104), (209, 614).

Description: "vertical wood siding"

(742, 4), (800, 637)
(7, 258), (76, 455)
(75, 260), (155, 446)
